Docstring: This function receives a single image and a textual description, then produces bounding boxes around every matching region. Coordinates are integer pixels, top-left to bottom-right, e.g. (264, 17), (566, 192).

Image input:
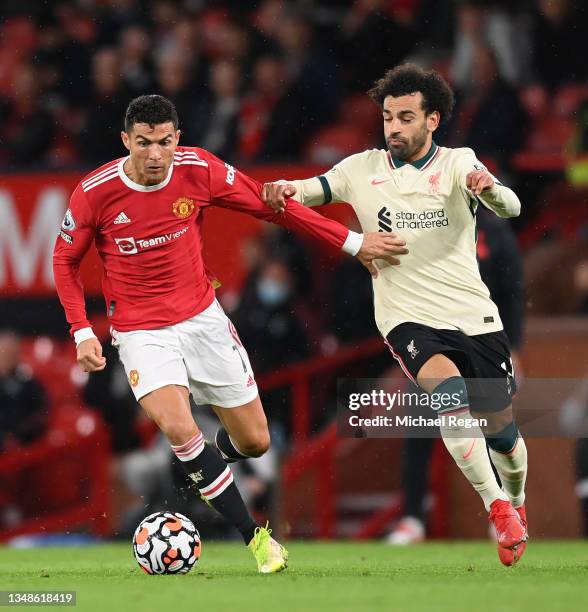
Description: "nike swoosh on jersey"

(371, 178), (392, 185)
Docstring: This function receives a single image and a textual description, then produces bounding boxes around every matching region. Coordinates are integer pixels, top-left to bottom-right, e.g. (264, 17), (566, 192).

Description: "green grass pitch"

(2, 541), (587, 612)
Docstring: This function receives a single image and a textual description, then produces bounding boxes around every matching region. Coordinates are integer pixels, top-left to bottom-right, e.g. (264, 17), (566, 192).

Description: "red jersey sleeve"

(52, 184), (97, 334)
(205, 152), (351, 249)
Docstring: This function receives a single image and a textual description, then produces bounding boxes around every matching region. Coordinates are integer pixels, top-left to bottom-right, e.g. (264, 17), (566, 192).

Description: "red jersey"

(53, 146), (355, 334)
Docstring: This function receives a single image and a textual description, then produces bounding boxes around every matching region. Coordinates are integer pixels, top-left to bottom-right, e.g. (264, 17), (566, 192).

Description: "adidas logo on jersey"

(114, 211), (131, 224)
(246, 375), (256, 388)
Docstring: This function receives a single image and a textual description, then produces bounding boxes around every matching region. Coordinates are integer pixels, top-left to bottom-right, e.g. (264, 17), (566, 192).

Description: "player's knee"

(477, 407), (513, 435)
(153, 411), (195, 444)
(238, 430), (271, 457)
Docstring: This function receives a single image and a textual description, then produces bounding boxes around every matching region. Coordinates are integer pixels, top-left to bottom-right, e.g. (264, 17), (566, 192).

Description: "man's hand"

(357, 232), (409, 278)
(261, 181), (297, 212)
(77, 337), (106, 372)
(466, 169), (495, 196)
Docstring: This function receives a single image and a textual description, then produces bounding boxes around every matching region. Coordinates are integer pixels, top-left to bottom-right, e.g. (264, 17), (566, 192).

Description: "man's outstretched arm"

(207, 156), (408, 277)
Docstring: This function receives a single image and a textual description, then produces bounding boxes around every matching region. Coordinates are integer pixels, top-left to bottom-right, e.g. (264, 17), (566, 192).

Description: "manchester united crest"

(129, 369), (139, 387)
(172, 197), (195, 219)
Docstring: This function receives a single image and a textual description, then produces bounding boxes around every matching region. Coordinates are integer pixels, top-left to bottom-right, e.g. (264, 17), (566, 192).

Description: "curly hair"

(368, 64), (455, 124)
(124, 94), (179, 132)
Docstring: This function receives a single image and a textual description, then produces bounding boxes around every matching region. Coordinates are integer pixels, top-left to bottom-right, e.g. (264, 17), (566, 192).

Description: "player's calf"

(481, 413), (528, 510)
(212, 397), (271, 461)
(171, 432), (259, 544)
(214, 427), (269, 462)
(433, 377), (510, 511)
(215, 426), (270, 459)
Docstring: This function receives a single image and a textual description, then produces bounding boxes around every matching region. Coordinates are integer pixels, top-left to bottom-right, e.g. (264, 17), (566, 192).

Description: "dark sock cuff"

(486, 421), (519, 454)
(215, 427), (249, 463)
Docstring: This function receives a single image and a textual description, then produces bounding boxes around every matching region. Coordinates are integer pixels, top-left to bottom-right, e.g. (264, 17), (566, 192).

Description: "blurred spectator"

(252, 0), (287, 43)
(238, 55), (322, 162)
(232, 256), (312, 439)
(451, 0), (531, 88)
(529, 0), (588, 89)
(211, 18), (259, 71)
(33, 17), (91, 107)
(118, 25), (153, 95)
(0, 63), (54, 167)
(340, 0), (415, 92)
(149, 0), (185, 60)
(78, 47), (131, 164)
(200, 60), (242, 160)
(155, 47), (208, 144)
(274, 10), (341, 127)
(233, 258), (311, 373)
(0, 330), (48, 451)
(237, 54), (310, 162)
(83, 338), (141, 455)
(446, 44), (525, 167)
(95, 0), (146, 47)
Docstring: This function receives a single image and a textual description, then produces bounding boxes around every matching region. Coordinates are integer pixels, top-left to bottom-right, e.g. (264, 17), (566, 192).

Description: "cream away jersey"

(290, 142), (521, 338)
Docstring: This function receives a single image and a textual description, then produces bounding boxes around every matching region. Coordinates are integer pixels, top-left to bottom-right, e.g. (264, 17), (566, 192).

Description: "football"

(132, 511), (201, 575)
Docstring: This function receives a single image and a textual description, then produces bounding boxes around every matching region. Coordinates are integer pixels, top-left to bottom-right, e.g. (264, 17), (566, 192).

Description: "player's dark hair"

(124, 94), (179, 132)
(368, 64), (455, 124)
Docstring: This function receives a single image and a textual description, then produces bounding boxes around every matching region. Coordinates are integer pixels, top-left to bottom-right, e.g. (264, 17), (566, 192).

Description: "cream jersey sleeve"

(453, 148), (521, 218)
(288, 154), (361, 207)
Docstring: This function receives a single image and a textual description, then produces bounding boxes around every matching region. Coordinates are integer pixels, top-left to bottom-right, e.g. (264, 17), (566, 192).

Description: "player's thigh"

(113, 327), (194, 443)
(139, 384), (198, 445)
(386, 323), (466, 394)
(467, 331), (516, 418)
(211, 395), (270, 457)
(113, 327), (189, 400)
(180, 300), (259, 409)
(416, 354), (462, 393)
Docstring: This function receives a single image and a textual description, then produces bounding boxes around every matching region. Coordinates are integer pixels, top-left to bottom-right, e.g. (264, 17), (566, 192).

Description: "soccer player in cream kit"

(263, 64), (528, 566)
(52, 95), (406, 573)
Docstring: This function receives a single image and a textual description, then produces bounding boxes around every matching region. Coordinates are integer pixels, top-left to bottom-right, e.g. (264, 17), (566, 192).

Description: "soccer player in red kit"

(53, 95), (408, 573)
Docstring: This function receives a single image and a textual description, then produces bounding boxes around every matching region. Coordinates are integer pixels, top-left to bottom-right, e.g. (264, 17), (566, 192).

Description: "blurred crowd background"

(2, 0), (588, 312)
(2, 0), (588, 543)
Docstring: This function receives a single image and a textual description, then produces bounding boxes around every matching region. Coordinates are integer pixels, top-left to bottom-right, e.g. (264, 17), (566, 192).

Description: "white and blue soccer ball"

(133, 511), (201, 575)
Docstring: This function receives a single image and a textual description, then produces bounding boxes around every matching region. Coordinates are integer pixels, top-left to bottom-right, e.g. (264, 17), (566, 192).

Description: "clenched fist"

(466, 169), (495, 196)
(261, 181), (296, 212)
(77, 337), (106, 372)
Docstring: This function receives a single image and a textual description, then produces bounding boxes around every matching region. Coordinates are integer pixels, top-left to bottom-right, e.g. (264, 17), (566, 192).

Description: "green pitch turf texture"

(2, 541), (587, 612)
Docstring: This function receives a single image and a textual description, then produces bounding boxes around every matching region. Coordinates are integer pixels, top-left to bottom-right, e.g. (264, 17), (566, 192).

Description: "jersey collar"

(117, 156), (174, 192)
(389, 141), (439, 171)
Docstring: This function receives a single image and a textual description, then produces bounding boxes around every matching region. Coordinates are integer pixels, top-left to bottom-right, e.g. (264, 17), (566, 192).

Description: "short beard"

(388, 125), (429, 161)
